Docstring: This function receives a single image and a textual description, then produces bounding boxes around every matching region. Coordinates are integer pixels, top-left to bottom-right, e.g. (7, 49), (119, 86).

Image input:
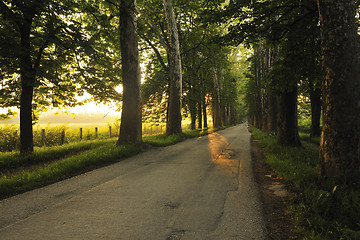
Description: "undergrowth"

(251, 126), (360, 240)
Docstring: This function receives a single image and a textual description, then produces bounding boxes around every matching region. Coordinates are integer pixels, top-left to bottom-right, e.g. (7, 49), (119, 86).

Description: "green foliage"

(251, 126), (360, 239)
(0, 0), (121, 119)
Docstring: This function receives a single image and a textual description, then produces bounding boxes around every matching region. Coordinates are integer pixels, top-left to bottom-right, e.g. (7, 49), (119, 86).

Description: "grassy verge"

(0, 139), (112, 173)
(0, 141), (140, 198)
(142, 127), (226, 146)
(251, 126), (360, 240)
(0, 127), (225, 199)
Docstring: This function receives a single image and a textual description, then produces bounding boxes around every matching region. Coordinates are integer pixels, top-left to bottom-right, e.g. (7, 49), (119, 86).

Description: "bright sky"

(0, 86), (123, 123)
(71, 92), (119, 114)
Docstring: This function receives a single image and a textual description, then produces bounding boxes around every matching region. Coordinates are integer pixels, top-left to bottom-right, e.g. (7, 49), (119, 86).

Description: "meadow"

(0, 122), (189, 152)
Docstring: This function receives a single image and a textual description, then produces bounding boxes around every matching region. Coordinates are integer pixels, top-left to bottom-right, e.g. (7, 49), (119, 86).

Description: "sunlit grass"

(0, 139), (112, 173)
(0, 141), (139, 198)
(143, 134), (184, 146)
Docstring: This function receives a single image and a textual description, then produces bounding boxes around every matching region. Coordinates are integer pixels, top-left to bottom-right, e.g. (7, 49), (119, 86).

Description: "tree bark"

(117, 0), (142, 145)
(203, 97), (208, 129)
(163, 0), (182, 135)
(189, 101), (196, 130)
(254, 47), (263, 129)
(317, 0), (360, 181)
(277, 87), (301, 146)
(267, 93), (277, 134)
(197, 101), (202, 129)
(212, 67), (222, 128)
(19, 18), (35, 154)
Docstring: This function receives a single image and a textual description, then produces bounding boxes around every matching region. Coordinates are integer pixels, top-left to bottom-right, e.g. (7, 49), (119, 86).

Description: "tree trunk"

(317, 0), (360, 181)
(190, 112), (196, 130)
(277, 87), (301, 146)
(197, 101), (202, 129)
(189, 101), (196, 130)
(19, 21), (35, 154)
(163, 0), (182, 135)
(254, 47), (263, 129)
(117, 0), (142, 145)
(267, 93), (278, 134)
(203, 97), (208, 129)
(309, 81), (321, 137)
(212, 67), (222, 128)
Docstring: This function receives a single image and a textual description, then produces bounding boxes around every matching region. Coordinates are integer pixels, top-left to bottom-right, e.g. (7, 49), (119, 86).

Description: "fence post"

(41, 129), (45, 147)
(61, 129), (65, 145)
(80, 128), (83, 140)
(109, 126), (111, 138)
(95, 127), (98, 139)
(150, 126), (153, 135)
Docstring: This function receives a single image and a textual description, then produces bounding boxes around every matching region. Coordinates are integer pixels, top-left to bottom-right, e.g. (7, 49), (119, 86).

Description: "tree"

(0, 0), (78, 154)
(0, 0), (120, 154)
(117, 0), (142, 145)
(163, 0), (182, 134)
(317, 0), (360, 181)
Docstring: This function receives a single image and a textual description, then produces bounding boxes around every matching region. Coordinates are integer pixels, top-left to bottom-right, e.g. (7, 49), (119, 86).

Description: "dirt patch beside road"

(251, 137), (298, 240)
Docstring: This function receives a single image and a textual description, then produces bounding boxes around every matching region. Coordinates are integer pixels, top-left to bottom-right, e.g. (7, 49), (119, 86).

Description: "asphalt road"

(0, 123), (267, 240)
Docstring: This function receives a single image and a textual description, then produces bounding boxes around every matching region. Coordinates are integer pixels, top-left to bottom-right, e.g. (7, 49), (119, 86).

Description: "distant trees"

(317, 0), (360, 182)
(139, 0), (243, 132)
(224, 0), (320, 146)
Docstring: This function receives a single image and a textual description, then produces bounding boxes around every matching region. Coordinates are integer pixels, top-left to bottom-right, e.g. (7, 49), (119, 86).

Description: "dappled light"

(207, 132), (238, 176)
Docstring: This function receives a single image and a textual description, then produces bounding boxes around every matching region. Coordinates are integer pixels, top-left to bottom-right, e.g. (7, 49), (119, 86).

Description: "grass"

(0, 127), (224, 199)
(0, 139), (112, 173)
(143, 133), (185, 146)
(299, 132), (321, 145)
(0, 141), (139, 198)
(251, 126), (360, 239)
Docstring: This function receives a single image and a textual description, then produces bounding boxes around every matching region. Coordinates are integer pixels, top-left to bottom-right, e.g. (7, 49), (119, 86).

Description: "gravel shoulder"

(251, 137), (298, 240)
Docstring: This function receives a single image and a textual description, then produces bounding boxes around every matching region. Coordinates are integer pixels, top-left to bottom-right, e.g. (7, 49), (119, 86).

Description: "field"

(0, 122), (194, 153)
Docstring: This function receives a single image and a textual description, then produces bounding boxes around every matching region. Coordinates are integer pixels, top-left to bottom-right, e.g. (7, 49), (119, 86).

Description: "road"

(0, 124), (267, 240)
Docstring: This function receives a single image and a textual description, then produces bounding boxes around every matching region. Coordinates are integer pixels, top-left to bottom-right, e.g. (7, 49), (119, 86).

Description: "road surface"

(0, 124), (267, 239)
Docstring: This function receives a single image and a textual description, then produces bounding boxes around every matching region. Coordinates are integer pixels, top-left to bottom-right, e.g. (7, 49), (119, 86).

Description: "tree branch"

(136, 6), (169, 51)
(139, 33), (169, 72)
(181, 31), (206, 56)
